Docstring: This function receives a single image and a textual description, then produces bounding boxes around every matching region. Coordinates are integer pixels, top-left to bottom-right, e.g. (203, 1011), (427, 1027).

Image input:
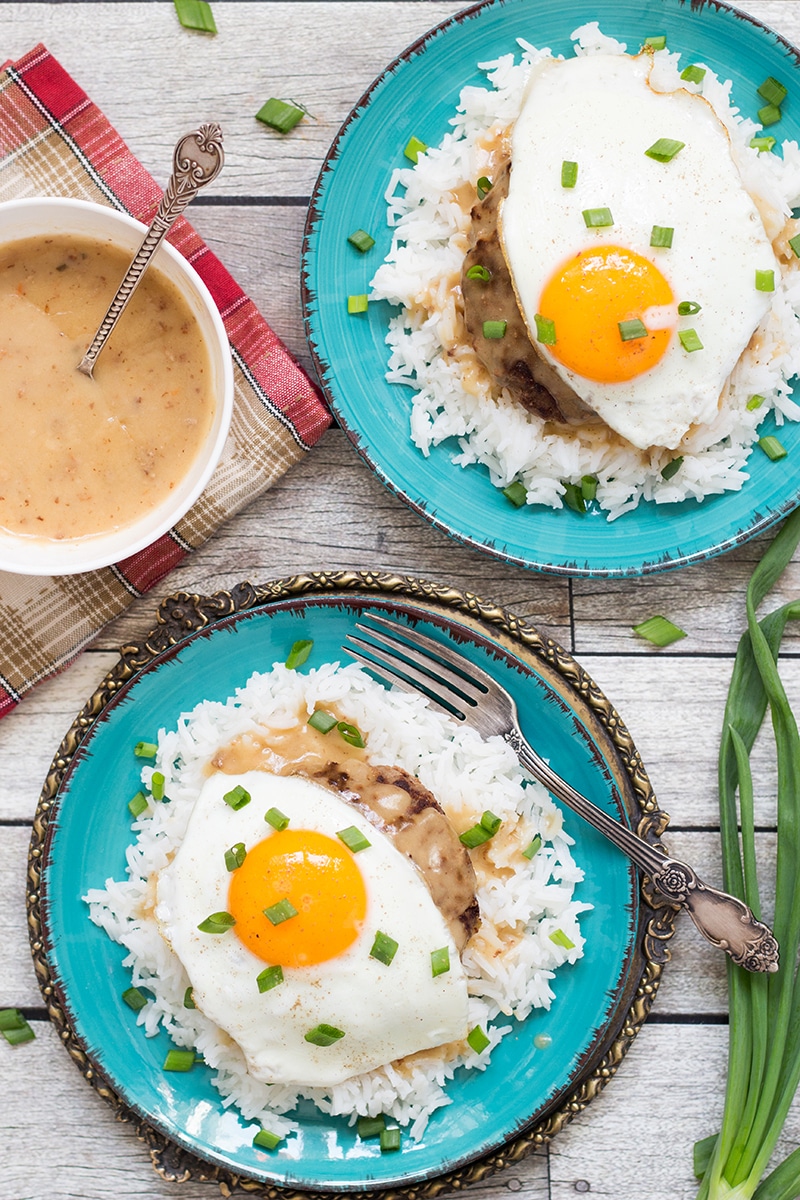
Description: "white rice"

(85, 660), (588, 1142)
(370, 23), (800, 520)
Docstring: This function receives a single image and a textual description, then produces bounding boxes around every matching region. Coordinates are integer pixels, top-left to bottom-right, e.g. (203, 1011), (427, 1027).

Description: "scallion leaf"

(265, 807), (290, 831)
(581, 474), (598, 501)
(348, 294), (369, 315)
(561, 160), (578, 188)
(256, 98), (304, 134)
(431, 946), (451, 977)
(632, 615), (687, 647)
(562, 482), (586, 514)
(358, 1115), (385, 1139)
(750, 135), (776, 152)
(0, 1011), (35, 1046)
(305, 1023), (345, 1046)
(661, 456), (683, 481)
(197, 911), (236, 934)
(370, 931), (399, 966)
(645, 138), (685, 162)
(264, 898), (298, 926)
(758, 103), (781, 127)
(466, 263), (491, 281)
(790, 232), (800, 258)
(758, 435), (787, 461)
(522, 834), (542, 860)
(225, 842), (247, 871)
(134, 741), (158, 758)
(253, 1128), (282, 1150)
(183, 987), (196, 1009)
(680, 64), (707, 84)
(122, 987), (148, 1011)
(618, 318), (648, 342)
(163, 1048), (196, 1072)
(380, 1127), (401, 1152)
(404, 136), (428, 164)
(534, 313), (556, 345)
(747, 394), (765, 411)
(223, 784), (251, 811)
(644, 34), (667, 50)
(502, 480), (528, 507)
(308, 709), (338, 734)
(678, 300), (701, 315)
(337, 720), (365, 748)
(150, 771), (165, 801)
(174, 0), (217, 32)
(467, 1025), (490, 1054)
(336, 825), (371, 853)
(476, 176), (492, 199)
(679, 328), (704, 353)
(128, 791), (148, 819)
(755, 269), (775, 292)
(286, 639), (313, 669)
(347, 229), (375, 254)
(257, 965), (284, 993)
(758, 76), (788, 107)
(549, 928), (575, 950)
(650, 225), (674, 248)
(482, 320), (507, 339)
(582, 207), (614, 228)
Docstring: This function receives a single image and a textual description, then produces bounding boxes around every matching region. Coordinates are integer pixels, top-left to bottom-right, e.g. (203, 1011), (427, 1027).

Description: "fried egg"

(155, 770), (470, 1087)
(500, 52), (778, 449)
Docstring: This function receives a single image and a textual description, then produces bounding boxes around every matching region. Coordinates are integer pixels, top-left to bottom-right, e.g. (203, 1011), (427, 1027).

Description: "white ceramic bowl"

(0, 197), (234, 575)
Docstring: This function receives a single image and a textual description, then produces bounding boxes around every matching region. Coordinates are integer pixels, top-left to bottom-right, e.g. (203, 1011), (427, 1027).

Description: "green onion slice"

(562, 482), (586, 514)
(561, 160), (578, 188)
(358, 1115), (385, 1139)
(747, 394), (765, 411)
(337, 720), (365, 748)
(404, 136), (428, 163)
(650, 225), (674, 249)
(632, 615), (688, 647)
(522, 834), (542, 860)
(347, 229), (375, 254)
(677, 300), (701, 316)
(163, 1048), (196, 1072)
(257, 965), (284, 993)
(265, 807), (290, 831)
(150, 771), (165, 802)
(128, 791), (148, 819)
(0, 1008), (28, 1031)
(197, 911), (236, 934)
(183, 987), (196, 1009)
(482, 320), (507, 339)
(549, 928), (576, 950)
(225, 842), (247, 872)
(679, 328), (704, 353)
(380, 1128), (402, 1152)
(134, 741), (157, 758)
(253, 1129), (282, 1150)
(644, 34), (667, 50)
(618, 318), (648, 342)
(467, 1025), (491, 1054)
(789, 233), (800, 259)
(370, 931), (399, 965)
(286, 639), (313, 669)
(582, 207), (614, 228)
(1, 1018), (35, 1046)
(661, 456), (684, 481)
(308, 709), (338, 734)
(750, 135), (776, 152)
(758, 103), (781, 127)
(755, 269), (775, 292)
(256, 97), (304, 133)
(264, 898), (298, 926)
(758, 436), (788, 461)
(480, 810), (502, 835)
(336, 825), (371, 853)
(459, 822), (492, 848)
(581, 475), (598, 502)
(431, 946), (451, 977)
(758, 76), (788, 107)
(305, 1023), (346, 1046)
(680, 64), (706, 84)
(534, 313), (556, 345)
(348, 294), (369, 314)
(502, 481), (527, 507)
(476, 176), (493, 199)
(644, 138), (685, 162)
(466, 263), (491, 281)
(174, 0), (217, 32)
(122, 986), (148, 1011)
(223, 784), (251, 811)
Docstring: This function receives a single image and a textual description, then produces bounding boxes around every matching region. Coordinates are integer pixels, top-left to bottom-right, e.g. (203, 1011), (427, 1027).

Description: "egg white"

(155, 771), (470, 1088)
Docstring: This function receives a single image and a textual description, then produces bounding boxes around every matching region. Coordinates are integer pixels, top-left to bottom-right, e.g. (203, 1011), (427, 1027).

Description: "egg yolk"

(537, 244), (675, 383)
(228, 829), (367, 967)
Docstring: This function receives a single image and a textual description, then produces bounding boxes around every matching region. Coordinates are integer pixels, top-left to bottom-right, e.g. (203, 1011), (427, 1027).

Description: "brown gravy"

(0, 234), (215, 541)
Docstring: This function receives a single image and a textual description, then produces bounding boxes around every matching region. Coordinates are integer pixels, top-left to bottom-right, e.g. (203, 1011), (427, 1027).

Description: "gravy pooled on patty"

(0, 234), (215, 541)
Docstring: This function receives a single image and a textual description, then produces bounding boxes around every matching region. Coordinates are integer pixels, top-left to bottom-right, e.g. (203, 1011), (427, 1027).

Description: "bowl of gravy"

(0, 197), (234, 575)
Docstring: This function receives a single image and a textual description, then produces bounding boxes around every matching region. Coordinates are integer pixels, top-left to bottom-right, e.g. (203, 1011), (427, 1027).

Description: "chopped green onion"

(483, 320), (507, 339)
(150, 771), (165, 801)
(183, 987), (196, 1009)
(650, 225), (674, 248)
(163, 1048), (196, 1072)
(582, 207), (614, 228)
(618, 318), (648, 342)
(256, 98), (304, 134)
(758, 435), (788, 461)
(286, 639), (313, 669)
(460, 813), (501, 847)
(431, 946), (451, 977)
(264, 898), (298, 925)
(253, 1128), (282, 1151)
(128, 791), (148, 819)
(480, 810), (502, 835)
(305, 1023), (345, 1046)
(380, 1128), (402, 1152)
(0, 1009), (26, 1031)
(789, 232), (800, 258)
(370, 931), (399, 965)
(348, 294), (369, 314)
(347, 229), (375, 254)
(358, 1115), (385, 1139)
(661, 456), (684, 481)
(256, 965), (284, 993)
(756, 269), (775, 292)
(562, 481), (586, 514)
(561, 160), (578, 188)
(632, 615), (687, 647)
(581, 474), (598, 501)
(467, 1025), (491, 1054)
(308, 709), (338, 734)
(476, 176), (492, 199)
(502, 481), (528, 507)
(197, 911), (236, 934)
(404, 136), (428, 163)
(174, 0), (217, 32)
(679, 328), (704, 352)
(265, 807), (290, 831)
(758, 76), (788, 107)
(680, 64), (706, 84)
(134, 741), (157, 758)
(758, 103), (781, 127)
(0, 1010), (35, 1047)
(225, 842), (247, 872)
(466, 263), (491, 281)
(534, 313), (556, 345)
(747, 394), (765, 411)
(644, 34), (667, 50)
(522, 834), (542, 860)
(750, 135), (776, 152)
(337, 720), (365, 748)
(678, 300), (701, 315)
(223, 784), (251, 811)
(549, 928), (575, 950)
(121, 986), (148, 1011)
(645, 138), (685, 162)
(336, 825), (371, 853)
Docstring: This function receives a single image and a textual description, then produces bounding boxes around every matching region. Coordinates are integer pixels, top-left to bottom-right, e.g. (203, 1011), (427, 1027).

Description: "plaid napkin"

(0, 45), (330, 720)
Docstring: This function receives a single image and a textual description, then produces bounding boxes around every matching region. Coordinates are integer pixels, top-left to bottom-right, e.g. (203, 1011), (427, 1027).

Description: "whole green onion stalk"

(694, 507), (800, 1200)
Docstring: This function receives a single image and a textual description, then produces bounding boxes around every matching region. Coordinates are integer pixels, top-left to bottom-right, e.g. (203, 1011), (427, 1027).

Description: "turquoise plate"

(302, 0), (800, 577)
(32, 577), (670, 1193)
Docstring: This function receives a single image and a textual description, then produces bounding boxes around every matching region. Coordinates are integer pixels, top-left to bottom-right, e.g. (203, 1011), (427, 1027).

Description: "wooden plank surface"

(2, 1), (800, 1198)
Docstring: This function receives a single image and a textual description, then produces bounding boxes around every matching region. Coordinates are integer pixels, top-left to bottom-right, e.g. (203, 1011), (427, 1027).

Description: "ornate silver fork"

(344, 612), (779, 974)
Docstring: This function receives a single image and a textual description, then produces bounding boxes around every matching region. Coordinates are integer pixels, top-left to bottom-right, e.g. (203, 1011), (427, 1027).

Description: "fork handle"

(512, 736), (779, 973)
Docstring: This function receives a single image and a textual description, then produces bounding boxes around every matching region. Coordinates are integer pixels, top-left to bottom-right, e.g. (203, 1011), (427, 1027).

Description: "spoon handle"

(77, 123), (224, 378)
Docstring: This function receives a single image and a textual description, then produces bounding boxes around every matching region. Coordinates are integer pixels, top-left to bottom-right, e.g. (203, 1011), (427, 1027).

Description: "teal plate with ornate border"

(302, 0), (800, 578)
(31, 576), (672, 1194)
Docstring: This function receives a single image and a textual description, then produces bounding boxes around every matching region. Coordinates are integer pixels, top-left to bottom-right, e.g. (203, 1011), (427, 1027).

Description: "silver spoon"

(77, 123), (224, 377)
